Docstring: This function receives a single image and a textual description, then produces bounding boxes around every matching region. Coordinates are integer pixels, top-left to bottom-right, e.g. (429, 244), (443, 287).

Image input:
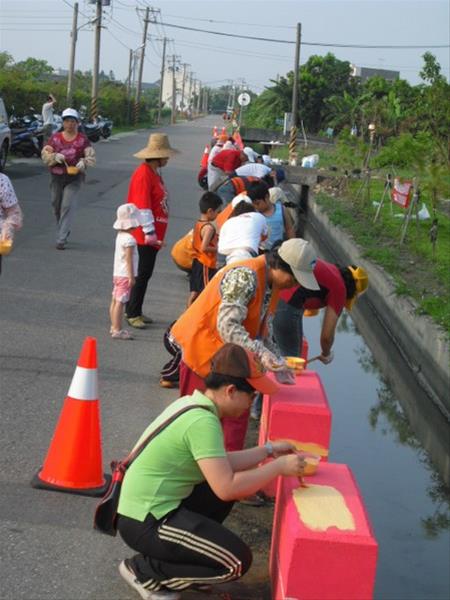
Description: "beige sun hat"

(134, 133), (180, 160)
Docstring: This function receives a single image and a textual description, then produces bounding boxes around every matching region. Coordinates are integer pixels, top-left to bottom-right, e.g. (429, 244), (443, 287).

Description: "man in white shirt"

(218, 196), (268, 264)
(42, 94), (56, 142)
(235, 162), (274, 179)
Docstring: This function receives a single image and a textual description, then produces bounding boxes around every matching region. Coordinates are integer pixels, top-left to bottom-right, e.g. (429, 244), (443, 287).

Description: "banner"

(392, 178), (413, 208)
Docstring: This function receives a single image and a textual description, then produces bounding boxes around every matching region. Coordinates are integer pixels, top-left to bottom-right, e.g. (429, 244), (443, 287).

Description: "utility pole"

(134, 6), (150, 126)
(180, 62), (189, 113)
(195, 81), (201, 115)
(187, 72), (193, 113)
(289, 22), (302, 164)
(66, 2), (78, 105)
(90, 0), (102, 121)
(126, 48), (133, 124)
(157, 37), (168, 124)
(170, 55), (178, 124)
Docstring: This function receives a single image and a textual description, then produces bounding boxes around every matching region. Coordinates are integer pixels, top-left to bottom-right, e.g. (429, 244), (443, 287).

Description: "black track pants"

(117, 482), (252, 592)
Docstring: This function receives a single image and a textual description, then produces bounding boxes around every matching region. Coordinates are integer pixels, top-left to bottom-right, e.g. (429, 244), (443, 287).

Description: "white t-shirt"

(42, 101), (54, 125)
(113, 231), (138, 277)
(218, 212), (268, 261)
(235, 163), (271, 178)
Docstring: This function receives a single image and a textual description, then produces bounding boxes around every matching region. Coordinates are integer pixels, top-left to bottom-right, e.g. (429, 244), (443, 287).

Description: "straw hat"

(134, 133), (180, 160)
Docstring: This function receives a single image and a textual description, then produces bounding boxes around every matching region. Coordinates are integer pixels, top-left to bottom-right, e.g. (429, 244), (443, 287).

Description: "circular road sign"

(237, 92), (251, 107)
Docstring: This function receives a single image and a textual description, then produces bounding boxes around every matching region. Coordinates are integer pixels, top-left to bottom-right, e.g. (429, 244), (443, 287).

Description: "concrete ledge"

(283, 179), (449, 415)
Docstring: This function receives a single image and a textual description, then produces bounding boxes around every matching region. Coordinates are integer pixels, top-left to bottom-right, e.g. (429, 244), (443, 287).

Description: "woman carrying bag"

(116, 343), (309, 600)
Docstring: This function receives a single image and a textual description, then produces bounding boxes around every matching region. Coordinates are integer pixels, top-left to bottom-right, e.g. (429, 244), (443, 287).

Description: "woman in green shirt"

(117, 343), (308, 600)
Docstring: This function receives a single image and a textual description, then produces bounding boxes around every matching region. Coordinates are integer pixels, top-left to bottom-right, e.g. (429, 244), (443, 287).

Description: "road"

(1, 115), (256, 600)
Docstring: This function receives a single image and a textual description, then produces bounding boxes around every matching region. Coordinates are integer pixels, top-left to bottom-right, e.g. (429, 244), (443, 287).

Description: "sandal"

(111, 329), (134, 340)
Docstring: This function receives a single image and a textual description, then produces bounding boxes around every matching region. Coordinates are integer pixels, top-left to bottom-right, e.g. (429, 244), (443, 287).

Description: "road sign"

(237, 92), (251, 107)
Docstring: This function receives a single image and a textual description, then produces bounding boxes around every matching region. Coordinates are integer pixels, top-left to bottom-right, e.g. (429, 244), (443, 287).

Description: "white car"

(0, 97), (12, 171)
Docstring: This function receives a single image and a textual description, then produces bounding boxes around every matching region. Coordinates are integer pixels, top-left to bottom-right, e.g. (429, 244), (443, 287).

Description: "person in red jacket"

(126, 133), (179, 329)
(208, 148), (247, 191)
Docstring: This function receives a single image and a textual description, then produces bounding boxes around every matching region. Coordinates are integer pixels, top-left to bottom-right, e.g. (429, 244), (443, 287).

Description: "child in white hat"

(110, 203), (140, 339)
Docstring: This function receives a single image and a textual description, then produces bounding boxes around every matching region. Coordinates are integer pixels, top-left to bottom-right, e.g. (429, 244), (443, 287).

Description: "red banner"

(392, 178), (412, 208)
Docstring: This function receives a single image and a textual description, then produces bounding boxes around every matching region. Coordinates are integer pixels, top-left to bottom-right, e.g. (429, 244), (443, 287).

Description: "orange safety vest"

(171, 255), (279, 377)
(215, 203), (234, 230)
(192, 220), (217, 268)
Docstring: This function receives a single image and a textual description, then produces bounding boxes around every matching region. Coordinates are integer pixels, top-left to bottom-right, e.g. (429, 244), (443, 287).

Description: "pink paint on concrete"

(259, 371), (332, 496)
(270, 463), (378, 600)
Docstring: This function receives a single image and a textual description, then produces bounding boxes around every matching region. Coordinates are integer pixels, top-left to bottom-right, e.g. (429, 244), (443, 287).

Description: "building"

(161, 67), (198, 111)
(351, 65), (400, 82)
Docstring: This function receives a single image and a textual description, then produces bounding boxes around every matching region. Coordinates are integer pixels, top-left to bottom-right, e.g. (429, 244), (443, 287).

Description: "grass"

(315, 186), (450, 335)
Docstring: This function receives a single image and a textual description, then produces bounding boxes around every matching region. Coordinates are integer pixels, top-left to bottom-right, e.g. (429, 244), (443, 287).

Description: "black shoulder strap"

(122, 404), (211, 469)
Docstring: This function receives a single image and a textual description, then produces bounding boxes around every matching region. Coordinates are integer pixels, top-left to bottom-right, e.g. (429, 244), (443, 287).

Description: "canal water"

(302, 305), (450, 599)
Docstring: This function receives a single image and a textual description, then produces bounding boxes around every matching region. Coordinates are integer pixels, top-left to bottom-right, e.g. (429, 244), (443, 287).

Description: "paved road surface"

(1, 116), (261, 599)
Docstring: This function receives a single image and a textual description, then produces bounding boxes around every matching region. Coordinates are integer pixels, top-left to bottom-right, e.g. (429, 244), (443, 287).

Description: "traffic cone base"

(31, 471), (110, 497)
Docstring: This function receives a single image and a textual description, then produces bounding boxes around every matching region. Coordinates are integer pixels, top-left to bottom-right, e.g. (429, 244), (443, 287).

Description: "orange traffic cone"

(212, 126), (218, 138)
(31, 337), (109, 497)
(200, 144), (210, 168)
(221, 126), (227, 136)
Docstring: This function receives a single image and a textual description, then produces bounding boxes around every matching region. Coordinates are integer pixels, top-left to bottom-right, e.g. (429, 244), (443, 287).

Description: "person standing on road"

(41, 94), (56, 143)
(126, 133), (179, 329)
(110, 203), (141, 340)
(117, 343), (308, 600)
(0, 173), (23, 276)
(41, 108), (96, 250)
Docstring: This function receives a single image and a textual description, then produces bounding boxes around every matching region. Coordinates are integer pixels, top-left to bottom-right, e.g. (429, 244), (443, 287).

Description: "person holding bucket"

(117, 343), (309, 600)
(41, 108), (96, 250)
(273, 258), (369, 361)
(125, 133), (179, 329)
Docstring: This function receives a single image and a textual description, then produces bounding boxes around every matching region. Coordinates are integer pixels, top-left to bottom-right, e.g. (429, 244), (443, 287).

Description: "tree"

(298, 53), (355, 132)
(0, 51), (14, 70)
(15, 57), (53, 78)
(420, 52), (445, 85)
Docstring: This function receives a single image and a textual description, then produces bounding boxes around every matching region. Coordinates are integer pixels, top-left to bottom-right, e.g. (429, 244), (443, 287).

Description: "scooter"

(9, 112), (43, 158)
(97, 115), (113, 139)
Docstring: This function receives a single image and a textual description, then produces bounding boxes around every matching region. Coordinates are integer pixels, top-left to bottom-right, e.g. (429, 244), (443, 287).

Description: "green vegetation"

(0, 51), (168, 126)
(257, 52), (449, 334)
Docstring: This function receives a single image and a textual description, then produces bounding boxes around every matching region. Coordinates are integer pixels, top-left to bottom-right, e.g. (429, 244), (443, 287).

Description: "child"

(218, 198), (268, 265)
(247, 180), (295, 250)
(110, 203), (140, 339)
(188, 191), (222, 305)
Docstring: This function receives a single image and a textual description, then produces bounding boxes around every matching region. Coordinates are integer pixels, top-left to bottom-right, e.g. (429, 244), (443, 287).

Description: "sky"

(0, 0), (449, 93)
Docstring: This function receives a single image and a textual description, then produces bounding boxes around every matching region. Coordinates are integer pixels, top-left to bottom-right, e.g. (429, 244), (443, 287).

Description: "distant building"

(351, 65), (400, 82)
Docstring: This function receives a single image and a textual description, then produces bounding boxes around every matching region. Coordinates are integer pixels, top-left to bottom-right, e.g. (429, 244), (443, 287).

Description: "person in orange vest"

(170, 238), (320, 452)
(188, 192), (223, 306)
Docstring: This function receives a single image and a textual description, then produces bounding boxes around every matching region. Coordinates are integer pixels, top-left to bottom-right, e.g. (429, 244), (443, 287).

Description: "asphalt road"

(0, 115), (230, 600)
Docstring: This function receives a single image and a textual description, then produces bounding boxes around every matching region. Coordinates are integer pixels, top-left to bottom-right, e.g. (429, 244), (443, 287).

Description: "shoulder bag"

(93, 404), (209, 536)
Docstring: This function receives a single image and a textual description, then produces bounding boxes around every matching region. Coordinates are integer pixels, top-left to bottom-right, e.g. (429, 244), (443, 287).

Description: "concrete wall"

(283, 171), (449, 415)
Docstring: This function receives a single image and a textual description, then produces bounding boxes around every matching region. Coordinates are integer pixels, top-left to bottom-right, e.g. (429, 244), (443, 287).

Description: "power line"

(163, 13), (295, 30)
(158, 21), (449, 49)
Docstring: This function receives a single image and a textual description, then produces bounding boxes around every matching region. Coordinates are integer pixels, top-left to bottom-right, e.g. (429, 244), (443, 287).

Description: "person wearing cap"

(247, 180), (295, 250)
(42, 108), (96, 249)
(274, 249), (369, 363)
(125, 133), (179, 329)
(110, 203), (141, 340)
(170, 239), (317, 452)
(117, 343), (309, 600)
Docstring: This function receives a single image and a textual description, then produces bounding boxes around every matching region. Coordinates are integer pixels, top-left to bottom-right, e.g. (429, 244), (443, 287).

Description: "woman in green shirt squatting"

(117, 343), (309, 600)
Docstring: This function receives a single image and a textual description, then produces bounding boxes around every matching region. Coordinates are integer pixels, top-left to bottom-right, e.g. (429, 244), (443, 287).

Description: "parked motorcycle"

(97, 115), (113, 139)
(9, 109), (43, 158)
